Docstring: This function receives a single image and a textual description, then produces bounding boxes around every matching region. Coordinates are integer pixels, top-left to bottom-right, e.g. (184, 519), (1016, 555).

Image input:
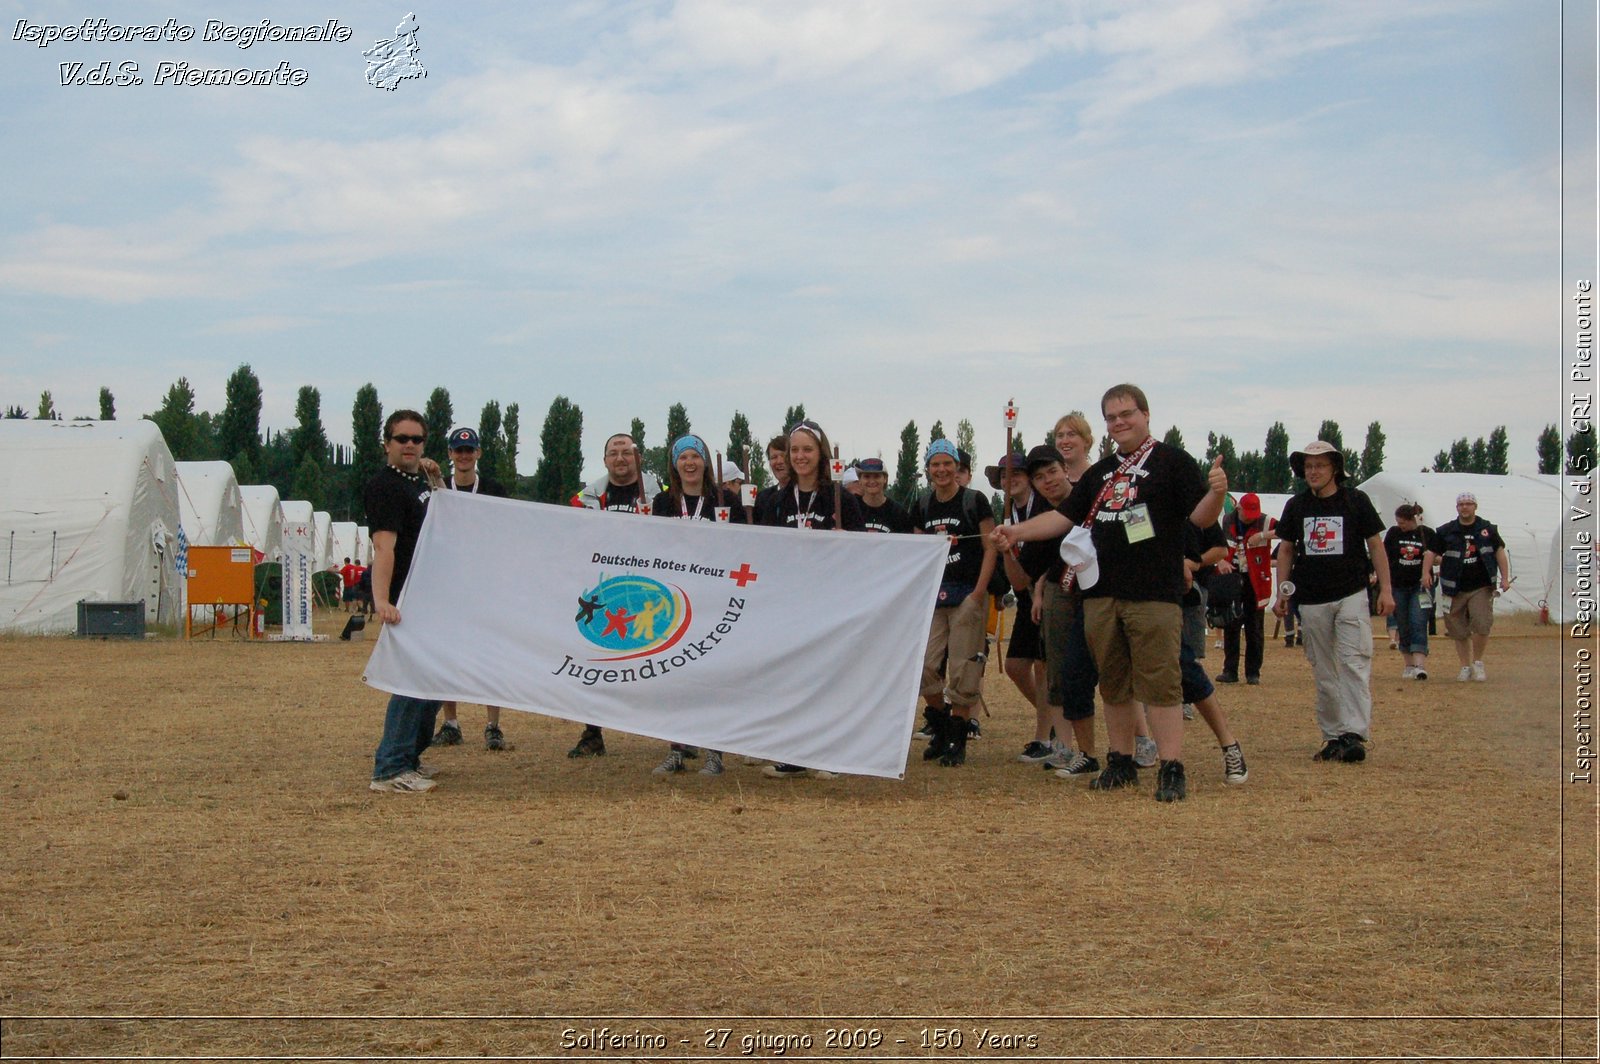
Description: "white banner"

(281, 520), (315, 640)
(364, 490), (949, 779)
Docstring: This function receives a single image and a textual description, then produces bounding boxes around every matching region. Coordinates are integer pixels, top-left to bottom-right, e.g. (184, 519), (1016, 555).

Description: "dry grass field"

(0, 609), (1592, 1062)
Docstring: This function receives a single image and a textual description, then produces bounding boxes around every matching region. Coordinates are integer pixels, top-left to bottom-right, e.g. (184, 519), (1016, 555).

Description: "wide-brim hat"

(1290, 440), (1347, 482)
(984, 453), (1029, 489)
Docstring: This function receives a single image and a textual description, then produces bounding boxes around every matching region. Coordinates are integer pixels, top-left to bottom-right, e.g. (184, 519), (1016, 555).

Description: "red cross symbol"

(729, 563), (759, 587)
(637, 499), (651, 515)
(1003, 399), (1017, 428)
(830, 458), (845, 476)
(1310, 520), (1335, 551)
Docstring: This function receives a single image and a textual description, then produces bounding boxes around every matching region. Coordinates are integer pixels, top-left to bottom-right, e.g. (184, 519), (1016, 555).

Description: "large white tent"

(0, 419), (182, 633)
(327, 521), (360, 566)
(174, 461), (245, 547)
(238, 486), (284, 561)
(1357, 471), (1578, 622)
(312, 511), (333, 570)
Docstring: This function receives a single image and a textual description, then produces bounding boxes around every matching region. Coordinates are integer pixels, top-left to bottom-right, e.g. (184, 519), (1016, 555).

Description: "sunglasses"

(388, 434), (426, 444)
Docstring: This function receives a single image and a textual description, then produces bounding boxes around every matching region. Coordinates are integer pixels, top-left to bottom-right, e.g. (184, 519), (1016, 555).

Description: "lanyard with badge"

(1063, 436), (1158, 590)
(793, 487), (820, 530)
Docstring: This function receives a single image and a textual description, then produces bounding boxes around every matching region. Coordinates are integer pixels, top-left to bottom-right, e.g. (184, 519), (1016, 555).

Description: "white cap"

(720, 463), (746, 482)
(1059, 525), (1099, 590)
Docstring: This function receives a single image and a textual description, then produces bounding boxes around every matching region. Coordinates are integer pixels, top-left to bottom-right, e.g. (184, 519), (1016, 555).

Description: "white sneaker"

(1472, 661), (1487, 682)
(1457, 666), (1473, 682)
(1401, 666), (1417, 680)
(370, 770), (436, 793)
(1414, 666), (1428, 680)
(809, 768), (839, 780)
(414, 760), (439, 779)
(1388, 636), (1399, 650)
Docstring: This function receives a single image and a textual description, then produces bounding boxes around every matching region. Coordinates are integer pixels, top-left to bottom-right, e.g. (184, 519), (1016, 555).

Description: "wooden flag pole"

(995, 398), (1018, 668)
(739, 445), (756, 524)
(832, 445), (843, 530)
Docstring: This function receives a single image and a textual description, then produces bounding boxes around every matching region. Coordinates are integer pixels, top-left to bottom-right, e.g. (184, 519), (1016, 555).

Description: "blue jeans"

(372, 695), (441, 781)
(1391, 586), (1429, 655)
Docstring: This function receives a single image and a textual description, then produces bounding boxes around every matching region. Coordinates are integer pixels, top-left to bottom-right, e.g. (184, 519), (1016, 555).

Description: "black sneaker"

(1214, 671), (1239, 684)
(762, 762), (809, 779)
(1336, 732), (1367, 763)
(1089, 751), (1138, 790)
(433, 721), (463, 746)
(1313, 737), (1345, 761)
(567, 725), (605, 758)
(1017, 740), (1055, 763)
(484, 724), (510, 751)
(966, 718), (982, 740)
(1155, 759), (1187, 802)
(1285, 634), (1296, 648)
(1245, 675), (1261, 686)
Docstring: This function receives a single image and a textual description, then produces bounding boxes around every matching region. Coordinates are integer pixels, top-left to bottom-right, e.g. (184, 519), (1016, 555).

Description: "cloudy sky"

(0, 1), (1567, 481)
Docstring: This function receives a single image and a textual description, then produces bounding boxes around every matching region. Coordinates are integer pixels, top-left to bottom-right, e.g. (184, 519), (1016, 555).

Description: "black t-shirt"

(916, 487), (990, 587)
(1428, 519), (1506, 593)
(650, 487), (748, 524)
(1276, 487), (1385, 605)
(1384, 525), (1432, 590)
(760, 483), (866, 531)
(1058, 440), (1207, 604)
(753, 484), (781, 526)
(1002, 493), (1046, 592)
(859, 496), (914, 535)
(597, 480), (647, 513)
(445, 474), (508, 498)
(363, 465), (432, 599)
(1183, 520), (1228, 607)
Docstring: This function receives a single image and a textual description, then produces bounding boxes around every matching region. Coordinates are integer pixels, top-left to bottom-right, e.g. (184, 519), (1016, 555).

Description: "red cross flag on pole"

(830, 457), (845, 477)
(1003, 398), (1017, 430)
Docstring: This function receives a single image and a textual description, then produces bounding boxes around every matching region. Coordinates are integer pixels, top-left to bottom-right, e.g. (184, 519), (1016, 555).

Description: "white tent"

(174, 461), (245, 547)
(0, 419), (182, 633)
(238, 486), (284, 561)
(328, 521), (360, 566)
(312, 511), (333, 570)
(280, 501), (315, 561)
(1357, 471), (1578, 621)
(356, 526), (370, 563)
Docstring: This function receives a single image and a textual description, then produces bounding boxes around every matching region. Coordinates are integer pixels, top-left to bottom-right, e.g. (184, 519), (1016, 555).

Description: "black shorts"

(1007, 591), (1043, 660)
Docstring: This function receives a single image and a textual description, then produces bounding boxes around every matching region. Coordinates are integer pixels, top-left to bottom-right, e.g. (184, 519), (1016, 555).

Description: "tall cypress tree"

(98, 387), (116, 421)
(422, 387), (453, 465)
(350, 384), (384, 504)
(532, 396), (585, 503)
(218, 364), (263, 471)
(892, 420), (920, 506)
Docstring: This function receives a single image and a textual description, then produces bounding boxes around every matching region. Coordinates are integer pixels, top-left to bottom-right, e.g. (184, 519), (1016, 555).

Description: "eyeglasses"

(388, 434), (426, 444)
(1103, 407), (1141, 424)
(449, 446), (477, 454)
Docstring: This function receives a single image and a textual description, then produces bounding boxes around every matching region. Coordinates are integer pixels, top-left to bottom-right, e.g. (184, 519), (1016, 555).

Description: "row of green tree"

(10, 382), (1596, 517)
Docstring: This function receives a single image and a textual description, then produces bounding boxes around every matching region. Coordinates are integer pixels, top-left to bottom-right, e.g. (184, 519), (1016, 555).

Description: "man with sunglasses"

(430, 426), (514, 752)
(992, 384), (1227, 802)
(367, 410), (446, 793)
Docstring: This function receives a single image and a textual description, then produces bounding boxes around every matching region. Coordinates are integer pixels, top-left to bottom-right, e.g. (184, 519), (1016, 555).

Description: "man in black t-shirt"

(431, 426), (515, 752)
(993, 384), (1227, 802)
(1424, 492), (1511, 682)
(1384, 503), (1433, 680)
(367, 409), (445, 793)
(569, 432), (663, 758)
(914, 439), (997, 767)
(1274, 441), (1393, 763)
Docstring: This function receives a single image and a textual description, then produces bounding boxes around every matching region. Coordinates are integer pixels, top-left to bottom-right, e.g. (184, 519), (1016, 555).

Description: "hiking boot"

(1337, 733), (1367, 763)
(1472, 661), (1487, 682)
(433, 721), (463, 746)
(1053, 751), (1100, 779)
(1018, 740), (1055, 763)
(922, 705), (952, 761)
(1285, 634), (1295, 648)
(1090, 751), (1138, 790)
(652, 748), (686, 775)
(699, 750), (724, 776)
(763, 763), (809, 779)
(484, 724), (510, 751)
(1214, 671), (1238, 684)
(369, 770), (435, 793)
(1221, 743), (1248, 785)
(1154, 759), (1187, 802)
(1133, 735), (1159, 768)
(1314, 737), (1345, 761)
(1246, 675), (1261, 685)
(939, 713), (968, 767)
(567, 725), (605, 758)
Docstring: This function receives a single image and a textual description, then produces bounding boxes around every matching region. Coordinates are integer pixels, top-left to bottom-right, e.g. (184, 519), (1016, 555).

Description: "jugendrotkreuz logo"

(574, 573), (692, 660)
